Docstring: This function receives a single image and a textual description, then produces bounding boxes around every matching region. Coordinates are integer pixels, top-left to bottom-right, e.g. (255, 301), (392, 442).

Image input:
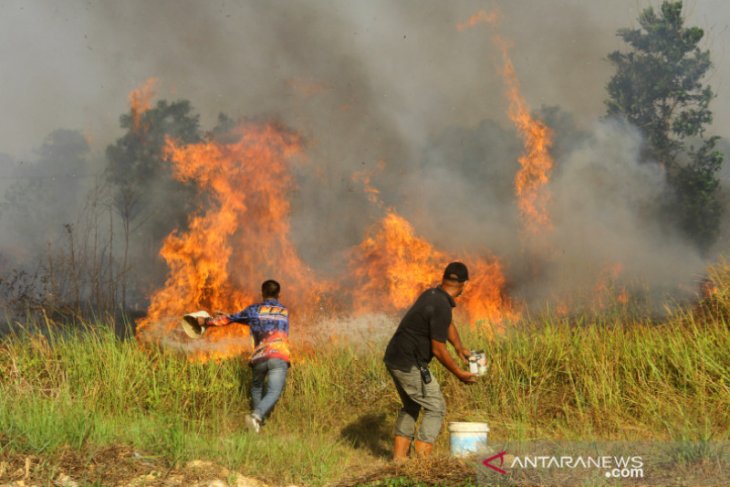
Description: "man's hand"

(448, 324), (471, 363)
(457, 370), (478, 384)
(456, 347), (471, 363)
(432, 339), (477, 384)
(206, 315), (232, 327)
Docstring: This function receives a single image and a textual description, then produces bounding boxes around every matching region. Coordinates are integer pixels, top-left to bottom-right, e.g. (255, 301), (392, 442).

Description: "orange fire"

(495, 37), (554, 235)
(136, 122), (329, 361)
(458, 258), (514, 326)
(352, 160), (387, 208)
(592, 263), (629, 311)
(135, 13), (554, 359)
(350, 210), (513, 326)
(128, 78), (158, 132)
(351, 211), (447, 313)
(458, 12), (555, 234)
(456, 9), (500, 32)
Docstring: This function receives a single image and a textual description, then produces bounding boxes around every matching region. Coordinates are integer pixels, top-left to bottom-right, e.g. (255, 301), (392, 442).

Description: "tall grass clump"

(447, 316), (728, 442)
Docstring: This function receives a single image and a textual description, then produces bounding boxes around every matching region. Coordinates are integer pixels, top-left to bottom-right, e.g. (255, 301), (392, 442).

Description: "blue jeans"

(251, 358), (289, 419)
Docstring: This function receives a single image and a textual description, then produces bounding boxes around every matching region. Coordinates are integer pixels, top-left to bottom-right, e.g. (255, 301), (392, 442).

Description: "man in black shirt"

(384, 261), (477, 461)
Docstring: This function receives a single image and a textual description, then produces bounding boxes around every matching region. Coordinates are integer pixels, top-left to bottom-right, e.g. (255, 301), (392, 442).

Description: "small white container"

(471, 350), (488, 376)
(468, 356), (479, 374)
(448, 422), (489, 457)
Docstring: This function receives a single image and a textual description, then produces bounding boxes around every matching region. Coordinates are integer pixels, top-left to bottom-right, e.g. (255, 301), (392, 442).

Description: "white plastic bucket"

(448, 422), (489, 457)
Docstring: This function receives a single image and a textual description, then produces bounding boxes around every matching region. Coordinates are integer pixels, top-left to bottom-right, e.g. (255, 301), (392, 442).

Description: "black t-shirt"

(383, 287), (455, 371)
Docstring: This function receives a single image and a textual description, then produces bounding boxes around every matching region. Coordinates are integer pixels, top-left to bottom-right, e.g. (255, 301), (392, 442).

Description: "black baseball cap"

(443, 262), (469, 282)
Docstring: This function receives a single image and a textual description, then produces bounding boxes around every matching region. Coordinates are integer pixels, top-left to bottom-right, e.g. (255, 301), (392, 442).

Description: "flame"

(592, 263), (629, 311)
(456, 10), (500, 32)
(349, 164), (437, 313)
(128, 78), (158, 132)
(458, 258), (514, 326)
(351, 211), (447, 313)
(350, 211), (513, 326)
(136, 122), (328, 361)
(555, 303), (569, 317)
(137, 123), (513, 359)
(458, 11), (554, 235)
(494, 37), (554, 234)
(352, 160), (386, 208)
(136, 11), (566, 357)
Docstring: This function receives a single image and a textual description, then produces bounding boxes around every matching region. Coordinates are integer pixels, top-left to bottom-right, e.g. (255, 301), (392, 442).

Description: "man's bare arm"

(447, 323), (471, 362)
(431, 339), (477, 384)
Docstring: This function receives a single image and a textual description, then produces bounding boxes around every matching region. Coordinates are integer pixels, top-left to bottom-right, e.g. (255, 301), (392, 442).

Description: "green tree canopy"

(105, 99), (202, 306)
(106, 99), (201, 234)
(605, 0), (724, 253)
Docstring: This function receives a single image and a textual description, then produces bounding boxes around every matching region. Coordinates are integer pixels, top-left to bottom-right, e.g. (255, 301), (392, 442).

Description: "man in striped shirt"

(206, 280), (290, 433)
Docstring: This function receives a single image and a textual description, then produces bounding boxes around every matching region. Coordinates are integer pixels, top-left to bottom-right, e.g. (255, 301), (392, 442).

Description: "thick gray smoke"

(1, 0), (728, 317)
(538, 119), (706, 309)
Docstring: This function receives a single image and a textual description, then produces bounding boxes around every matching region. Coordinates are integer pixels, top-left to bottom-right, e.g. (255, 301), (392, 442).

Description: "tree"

(1, 130), (90, 250)
(106, 99), (201, 308)
(0, 130), (105, 317)
(605, 0), (724, 252)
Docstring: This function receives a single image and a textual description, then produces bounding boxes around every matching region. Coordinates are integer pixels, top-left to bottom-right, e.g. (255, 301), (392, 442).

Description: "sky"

(1, 0), (729, 160)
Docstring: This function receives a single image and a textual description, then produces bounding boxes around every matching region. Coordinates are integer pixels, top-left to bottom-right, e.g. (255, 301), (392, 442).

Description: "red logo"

(482, 450), (508, 475)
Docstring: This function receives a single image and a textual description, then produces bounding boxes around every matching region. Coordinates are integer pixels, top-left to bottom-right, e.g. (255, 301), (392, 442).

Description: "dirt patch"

(0, 446), (292, 487)
(328, 454), (476, 486)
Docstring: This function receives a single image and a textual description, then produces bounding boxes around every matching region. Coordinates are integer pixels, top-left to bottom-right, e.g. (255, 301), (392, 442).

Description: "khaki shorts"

(388, 365), (446, 443)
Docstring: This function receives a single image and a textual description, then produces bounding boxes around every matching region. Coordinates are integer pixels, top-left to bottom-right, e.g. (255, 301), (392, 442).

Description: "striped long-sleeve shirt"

(209, 298), (290, 364)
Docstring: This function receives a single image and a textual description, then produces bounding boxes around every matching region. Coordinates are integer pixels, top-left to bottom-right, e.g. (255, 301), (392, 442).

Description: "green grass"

(1, 275), (729, 485)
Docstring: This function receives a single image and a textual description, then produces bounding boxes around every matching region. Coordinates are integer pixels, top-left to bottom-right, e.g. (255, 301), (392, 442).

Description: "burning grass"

(134, 120), (516, 363)
(0, 272), (729, 485)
